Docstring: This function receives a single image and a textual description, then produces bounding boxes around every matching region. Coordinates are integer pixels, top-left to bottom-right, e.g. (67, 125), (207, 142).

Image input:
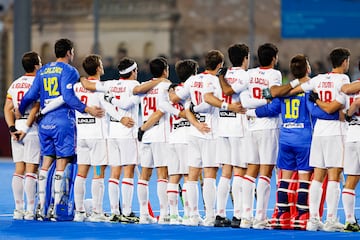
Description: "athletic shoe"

(158, 215), (171, 224)
(323, 218), (344, 232)
(306, 217), (323, 231)
(189, 215), (204, 226)
(24, 211), (35, 220)
(252, 219), (270, 229)
(270, 211), (291, 229)
(87, 212), (109, 222)
(139, 214), (157, 224)
(240, 217), (252, 229)
(230, 216), (241, 228)
(120, 213), (139, 224)
(182, 215), (192, 226)
(108, 214), (121, 223)
(169, 214), (182, 225)
(35, 205), (45, 221)
(203, 216), (215, 227)
(13, 209), (24, 220)
(291, 212), (309, 230)
(73, 211), (87, 222)
(344, 221), (360, 232)
(214, 215), (231, 227)
(47, 204), (57, 222)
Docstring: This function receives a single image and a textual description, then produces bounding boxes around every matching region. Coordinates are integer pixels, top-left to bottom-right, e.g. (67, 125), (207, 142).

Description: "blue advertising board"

(282, 0), (360, 38)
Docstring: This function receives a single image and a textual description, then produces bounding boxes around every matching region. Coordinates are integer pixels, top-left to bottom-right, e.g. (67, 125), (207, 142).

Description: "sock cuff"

(25, 173), (37, 179)
(108, 178), (119, 185)
(138, 179), (148, 186)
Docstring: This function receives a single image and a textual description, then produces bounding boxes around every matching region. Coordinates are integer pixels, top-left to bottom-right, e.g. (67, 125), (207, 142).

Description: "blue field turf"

(0, 159), (359, 239)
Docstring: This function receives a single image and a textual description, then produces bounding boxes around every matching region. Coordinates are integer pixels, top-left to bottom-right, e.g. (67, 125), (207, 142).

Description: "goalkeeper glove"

(309, 91), (319, 103)
(345, 110), (354, 123)
(168, 83), (178, 91)
(262, 88), (273, 100)
(104, 91), (114, 104)
(138, 127), (145, 142)
(217, 67), (228, 76)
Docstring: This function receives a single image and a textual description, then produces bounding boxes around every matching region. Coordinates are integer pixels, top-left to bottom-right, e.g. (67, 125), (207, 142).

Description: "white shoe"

(73, 211), (87, 222)
(323, 218), (344, 232)
(240, 218), (252, 229)
(203, 216), (215, 227)
(252, 219), (270, 229)
(24, 211), (34, 220)
(87, 212), (109, 222)
(139, 214), (157, 224)
(158, 215), (170, 224)
(306, 218), (324, 231)
(182, 215), (191, 226)
(13, 209), (24, 220)
(169, 215), (182, 225)
(189, 215), (204, 226)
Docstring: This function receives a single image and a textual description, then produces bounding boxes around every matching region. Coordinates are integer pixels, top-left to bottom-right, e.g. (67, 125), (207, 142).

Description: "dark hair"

(228, 43), (249, 67)
(82, 54), (101, 76)
(149, 57), (168, 78)
(290, 54), (308, 79)
(54, 38), (74, 58)
(175, 59), (199, 82)
(257, 43), (278, 67)
(205, 50), (224, 70)
(22, 51), (40, 73)
(118, 57), (136, 79)
(329, 48), (350, 68)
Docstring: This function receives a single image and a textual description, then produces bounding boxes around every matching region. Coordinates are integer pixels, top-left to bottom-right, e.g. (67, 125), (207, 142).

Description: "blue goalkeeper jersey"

(19, 61), (85, 116)
(255, 92), (339, 146)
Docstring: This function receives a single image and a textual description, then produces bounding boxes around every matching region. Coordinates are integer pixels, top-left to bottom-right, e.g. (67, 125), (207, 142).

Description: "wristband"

(290, 79), (300, 88)
(221, 102), (229, 110)
(20, 125), (30, 133)
(9, 126), (17, 133)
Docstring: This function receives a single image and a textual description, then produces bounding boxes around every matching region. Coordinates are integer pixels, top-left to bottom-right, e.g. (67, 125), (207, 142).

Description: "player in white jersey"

(213, 43), (250, 228)
(4, 51), (42, 220)
(139, 59), (211, 225)
(301, 48), (350, 232)
(170, 50), (242, 226)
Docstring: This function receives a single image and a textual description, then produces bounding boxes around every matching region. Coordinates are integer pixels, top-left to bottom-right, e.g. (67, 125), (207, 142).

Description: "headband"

(119, 62), (137, 75)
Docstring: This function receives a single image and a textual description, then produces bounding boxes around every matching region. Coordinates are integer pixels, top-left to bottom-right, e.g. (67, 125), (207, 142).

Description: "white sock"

(121, 178), (134, 216)
(38, 169), (48, 209)
(157, 179), (168, 217)
(54, 171), (64, 206)
(242, 175), (256, 220)
(74, 175), (86, 212)
(108, 178), (120, 215)
(203, 178), (216, 219)
(182, 182), (190, 217)
(309, 180), (322, 219)
(12, 174), (24, 211)
(24, 173), (37, 212)
(91, 178), (104, 214)
(167, 183), (179, 216)
(186, 181), (199, 217)
(255, 176), (271, 221)
(216, 177), (230, 217)
(326, 181), (340, 220)
(232, 175), (242, 219)
(342, 188), (356, 223)
(137, 179), (149, 215)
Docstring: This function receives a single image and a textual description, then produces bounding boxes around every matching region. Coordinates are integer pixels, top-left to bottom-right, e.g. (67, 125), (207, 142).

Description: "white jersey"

(218, 67), (249, 137)
(103, 79), (140, 139)
(73, 79), (108, 139)
(244, 67), (281, 131)
(301, 72), (349, 136)
(140, 80), (171, 143)
(176, 72), (221, 139)
(6, 74), (38, 135)
(345, 86), (360, 142)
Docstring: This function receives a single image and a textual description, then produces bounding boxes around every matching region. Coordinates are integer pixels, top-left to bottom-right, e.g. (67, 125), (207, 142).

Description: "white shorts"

(77, 139), (108, 166)
(139, 142), (170, 168)
(187, 135), (219, 168)
(168, 143), (189, 175)
(216, 137), (247, 168)
(107, 138), (138, 166)
(309, 135), (344, 169)
(11, 134), (40, 164)
(343, 141), (360, 175)
(246, 129), (279, 165)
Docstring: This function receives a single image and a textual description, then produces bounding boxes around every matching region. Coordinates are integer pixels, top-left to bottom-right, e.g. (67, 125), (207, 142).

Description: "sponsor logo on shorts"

(77, 118), (96, 124)
(219, 110), (236, 118)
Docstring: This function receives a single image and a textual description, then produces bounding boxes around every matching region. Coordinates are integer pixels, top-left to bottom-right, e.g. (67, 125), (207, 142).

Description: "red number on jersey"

(172, 103), (184, 120)
(319, 90), (332, 102)
(222, 93), (232, 104)
(194, 91), (202, 105)
(80, 95), (88, 105)
(252, 87), (262, 99)
(143, 96), (157, 116)
(17, 91), (24, 106)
